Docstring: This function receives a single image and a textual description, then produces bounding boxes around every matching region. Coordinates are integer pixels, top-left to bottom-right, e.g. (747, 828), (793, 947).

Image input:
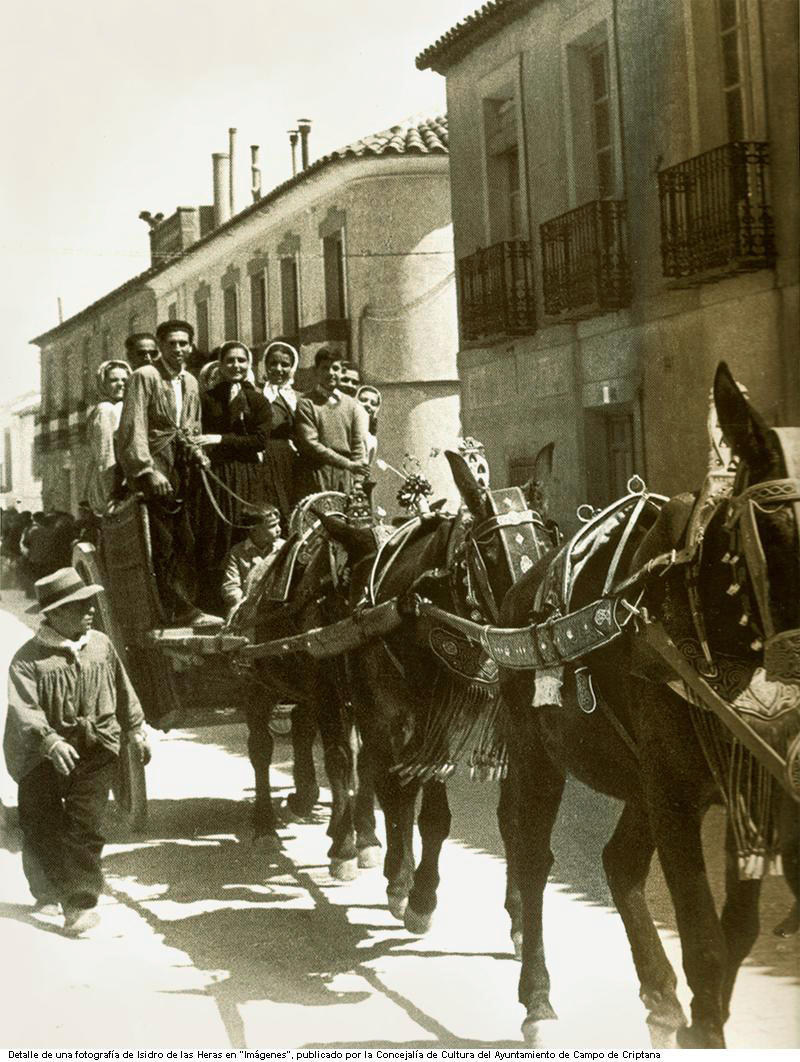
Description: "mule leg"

(245, 704), (280, 847)
(719, 819), (761, 1021)
(288, 700), (320, 817)
(405, 780), (451, 934)
(601, 802), (686, 1043)
(354, 740), (381, 868)
(648, 797), (726, 1048)
(315, 681), (358, 880)
(507, 710), (565, 1038)
(373, 768), (417, 919)
(498, 769), (522, 957)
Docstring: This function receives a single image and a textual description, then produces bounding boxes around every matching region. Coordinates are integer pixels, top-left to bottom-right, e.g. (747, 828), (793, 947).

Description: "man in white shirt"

(118, 321), (215, 625)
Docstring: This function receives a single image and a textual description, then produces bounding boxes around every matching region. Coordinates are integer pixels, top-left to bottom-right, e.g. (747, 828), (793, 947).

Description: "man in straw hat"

(4, 567), (150, 936)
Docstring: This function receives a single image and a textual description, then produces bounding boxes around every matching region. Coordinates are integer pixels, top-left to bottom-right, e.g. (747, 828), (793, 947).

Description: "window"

(59, 348), (71, 413)
(223, 286), (239, 340)
(588, 43), (615, 199)
(280, 257), (300, 338)
(167, 302), (178, 321)
(250, 273), (267, 344)
(323, 233), (347, 320)
(128, 313), (139, 334)
(719, 0), (745, 141)
(2, 428), (12, 492)
(195, 298), (210, 354)
(483, 92), (525, 243)
(102, 328), (112, 357)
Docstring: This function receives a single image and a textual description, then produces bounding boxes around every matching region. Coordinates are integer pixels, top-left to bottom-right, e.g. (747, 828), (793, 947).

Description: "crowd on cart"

(3, 321), (385, 623)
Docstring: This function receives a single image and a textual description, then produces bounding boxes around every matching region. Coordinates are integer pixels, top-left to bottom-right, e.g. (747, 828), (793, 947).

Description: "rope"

(197, 463), (259, 530)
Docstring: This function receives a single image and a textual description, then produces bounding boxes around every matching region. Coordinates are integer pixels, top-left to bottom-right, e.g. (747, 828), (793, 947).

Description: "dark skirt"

(195, 459), (264, 612)
(262, 439), (299, 525)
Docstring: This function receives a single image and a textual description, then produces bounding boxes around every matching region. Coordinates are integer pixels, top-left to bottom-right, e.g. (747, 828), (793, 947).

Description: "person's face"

(157, 329), (192, 375)
(250, 511), (281, 548)
(48, 598), (96, 639)
(129, 338), (158, 369)
(339, 367), (360, 396)
(266, 350), (293, 387)
(315, 359), (342, 393)
(106, 368), (128, 401)
(220, 346), (249, 383)
(357, 388), (381, 416)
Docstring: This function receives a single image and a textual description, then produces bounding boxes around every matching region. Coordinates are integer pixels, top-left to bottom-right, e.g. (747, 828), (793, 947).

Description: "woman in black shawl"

(195, 341), (271, 611)
(260, 341), (300, 526)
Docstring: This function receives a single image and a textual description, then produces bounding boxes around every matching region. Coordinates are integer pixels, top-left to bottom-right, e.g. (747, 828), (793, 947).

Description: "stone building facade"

(0, 390), (42, 512)
(32, 117), (461, 515)
(418, 0), (798, 530)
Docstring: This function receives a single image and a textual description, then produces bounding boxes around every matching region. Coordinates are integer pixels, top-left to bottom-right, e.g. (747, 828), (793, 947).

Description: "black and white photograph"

(0, 0), (798, 1053)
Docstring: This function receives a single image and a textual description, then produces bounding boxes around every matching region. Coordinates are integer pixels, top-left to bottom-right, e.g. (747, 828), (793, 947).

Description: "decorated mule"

(323, 442), (558, 930)
(489, 364), (800, 1047)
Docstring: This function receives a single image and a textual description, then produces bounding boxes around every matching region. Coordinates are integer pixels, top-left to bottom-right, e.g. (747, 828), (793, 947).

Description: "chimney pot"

(297, 118), (311, 170)
(288, 129), (299, 177)
(250, 145), (262, 202)
(212, 152), (232, 227)
(228, 128), (237, 215)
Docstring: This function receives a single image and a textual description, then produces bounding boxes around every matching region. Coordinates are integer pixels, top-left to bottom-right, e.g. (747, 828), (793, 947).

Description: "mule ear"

(444, 449), (487, 518)
(713, 361), (772, 471)
(317, 511), (375, 559)
(523, 441), (555, 512)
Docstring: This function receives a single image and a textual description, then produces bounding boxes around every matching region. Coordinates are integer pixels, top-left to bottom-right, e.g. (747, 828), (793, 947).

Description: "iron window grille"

(658, 141), (775, 281)
(541, 199), (631, 318)
(458, 239), (536, 341)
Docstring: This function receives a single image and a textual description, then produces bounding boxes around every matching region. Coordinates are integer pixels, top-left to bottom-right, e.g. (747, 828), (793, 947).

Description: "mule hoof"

(511, 930), (523, 960)
(646, 1020), (678, 1050)
(404, 906), (434, 935)
(250, 832), (282, 855)
(357, 845), (382, 869)
(642, 990), (686, 1043)
(676, 1023), (725, 1050)
(387, 895), (408, 920)
(773, 904), (799, 937)
(329, 857), (358, 881)
(521, 1002), (557, 1046)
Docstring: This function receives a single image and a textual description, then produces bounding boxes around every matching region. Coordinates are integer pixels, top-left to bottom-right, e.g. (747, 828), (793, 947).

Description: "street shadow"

(102, 795), (525, 1049)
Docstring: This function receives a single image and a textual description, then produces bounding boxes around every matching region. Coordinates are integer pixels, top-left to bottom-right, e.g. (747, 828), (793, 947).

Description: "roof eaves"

(416, 0), (535, 73)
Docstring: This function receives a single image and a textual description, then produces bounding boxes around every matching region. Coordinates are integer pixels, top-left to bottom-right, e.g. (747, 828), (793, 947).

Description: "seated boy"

(221, 505), (285, 623)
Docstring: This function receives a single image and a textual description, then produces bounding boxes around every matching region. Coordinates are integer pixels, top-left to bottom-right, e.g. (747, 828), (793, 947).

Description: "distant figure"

(4, 567), (149, 935)
(295, 348), (370, 497)
(261, 341), (300, 525)
(338, 361), (361, 397)
(356, 384), (382, 464)
(83, 360), (131, 518)
(197, 359), (222, 397)
(124, 332), (158, 371)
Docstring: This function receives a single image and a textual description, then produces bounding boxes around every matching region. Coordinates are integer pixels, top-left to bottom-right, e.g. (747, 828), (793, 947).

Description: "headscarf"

(217, 341), (254, 418)
(95, 360), (131, 403)
(262, 341), (299, 411)
(198, 360), (222, 396)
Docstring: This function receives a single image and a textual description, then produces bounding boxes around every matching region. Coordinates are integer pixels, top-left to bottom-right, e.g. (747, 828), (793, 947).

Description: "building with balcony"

(32, 116), (460, 515)
(418, 0), (798, 528)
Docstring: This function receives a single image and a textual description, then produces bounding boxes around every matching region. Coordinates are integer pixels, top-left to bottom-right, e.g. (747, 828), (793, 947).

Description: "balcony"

(658, 141), (775, 282)
(458, 240), (536, 341)
(541, 199), (631, 318)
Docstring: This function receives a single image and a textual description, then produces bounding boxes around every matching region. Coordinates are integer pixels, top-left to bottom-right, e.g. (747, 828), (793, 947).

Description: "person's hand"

(139, 470), (173, 498)
(196, 434), (221, 447)
(348, 461), (371, 475)
(130, 728), (152, 766)
(47, 740), (80, 776)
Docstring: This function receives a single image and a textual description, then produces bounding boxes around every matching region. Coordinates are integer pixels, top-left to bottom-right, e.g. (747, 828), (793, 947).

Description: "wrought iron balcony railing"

(458, 239), (536, 341)
(540, 199), (632, 318)
(658, 141), (775, 281)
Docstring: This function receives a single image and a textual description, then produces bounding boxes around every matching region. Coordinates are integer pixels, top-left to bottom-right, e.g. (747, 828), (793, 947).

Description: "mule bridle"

(722, 427), (800, 683)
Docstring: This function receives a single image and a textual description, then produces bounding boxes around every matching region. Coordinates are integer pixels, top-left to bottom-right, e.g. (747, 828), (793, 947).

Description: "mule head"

(445, 449), (490, 521)
(714, 362), (800, 682)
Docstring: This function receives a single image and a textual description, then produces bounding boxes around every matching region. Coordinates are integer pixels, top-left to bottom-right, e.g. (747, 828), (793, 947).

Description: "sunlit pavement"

(0, 591), (797, 1049)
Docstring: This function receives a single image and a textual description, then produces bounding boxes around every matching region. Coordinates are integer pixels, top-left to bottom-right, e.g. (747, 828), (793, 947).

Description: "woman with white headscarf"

(83, 360), (131, 517)
(194, 341), (271, 612)
(261, 341), (300, 524)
